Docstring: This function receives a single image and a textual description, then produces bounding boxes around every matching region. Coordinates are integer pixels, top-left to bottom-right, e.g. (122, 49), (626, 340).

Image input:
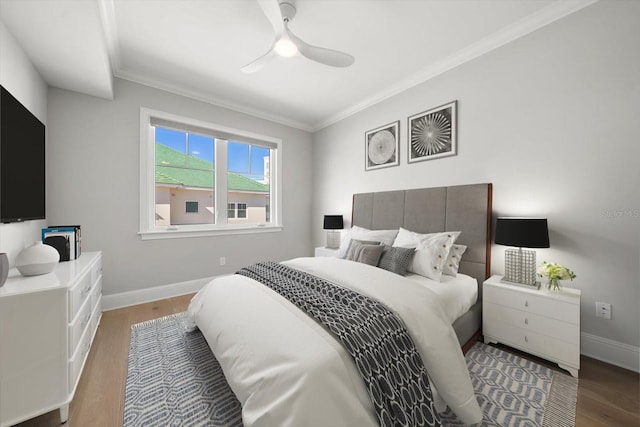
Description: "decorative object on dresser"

(323, 214), (344, 249)
(0, 253), (8, 287)
(537, 260), (577, 290)
(0, 251), (103, 426)
(14, 240), (60, 276)
(364, 120), (399, 170)
(494, 217), (549, 288)
(408, 100), (457, 163)
(482, 274), (581, 377)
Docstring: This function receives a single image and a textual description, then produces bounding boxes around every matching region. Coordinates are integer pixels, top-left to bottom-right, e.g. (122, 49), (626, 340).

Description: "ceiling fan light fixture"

(274, 37), (298, 57)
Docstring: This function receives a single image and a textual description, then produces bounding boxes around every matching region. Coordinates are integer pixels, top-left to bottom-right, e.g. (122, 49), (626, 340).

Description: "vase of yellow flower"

(537, 261), (576, 290)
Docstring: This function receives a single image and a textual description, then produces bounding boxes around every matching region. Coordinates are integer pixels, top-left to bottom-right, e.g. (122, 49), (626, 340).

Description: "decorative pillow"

(355, 244), (385, 266)
(344, 239), (380, 261)
(337, 226), (399, 258)
(377, 245), (415, 276)
(393, 227), (461, 249)
(411, 233), (459, 281)
(443, 244), (467, 277)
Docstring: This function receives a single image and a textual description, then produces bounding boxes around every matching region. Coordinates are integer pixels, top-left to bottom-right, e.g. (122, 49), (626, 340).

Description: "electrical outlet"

(219, 257), (226, 266)
(596, 302), (612, 320)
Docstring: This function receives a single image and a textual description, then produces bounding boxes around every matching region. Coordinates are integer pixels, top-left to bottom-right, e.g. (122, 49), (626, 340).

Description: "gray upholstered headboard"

(352, 183), (492, 286)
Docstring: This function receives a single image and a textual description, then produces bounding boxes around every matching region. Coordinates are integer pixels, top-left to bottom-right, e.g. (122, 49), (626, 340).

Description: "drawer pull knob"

(524, 300), (529, 307)
(525, 318), (528, 325)
(524, 336), (529, 343)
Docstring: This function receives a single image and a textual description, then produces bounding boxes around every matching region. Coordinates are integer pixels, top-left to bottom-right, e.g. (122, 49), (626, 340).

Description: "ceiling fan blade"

(288, 30), (354, 68)
(257, 0), (285, 35)
(241, 44), (278, 73)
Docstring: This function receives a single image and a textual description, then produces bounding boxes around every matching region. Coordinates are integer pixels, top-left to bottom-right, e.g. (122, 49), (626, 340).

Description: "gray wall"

(0, 18), (48, 264)
(47, 78), (313, 296)
(312, 1), (640, 354)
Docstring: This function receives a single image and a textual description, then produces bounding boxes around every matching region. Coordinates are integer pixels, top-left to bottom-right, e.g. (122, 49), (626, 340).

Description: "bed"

(188, 183), (492, 426)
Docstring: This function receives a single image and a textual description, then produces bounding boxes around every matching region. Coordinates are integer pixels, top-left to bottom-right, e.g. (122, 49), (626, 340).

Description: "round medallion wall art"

(365, 121), (400, 171)
(408, 100), (457, 163)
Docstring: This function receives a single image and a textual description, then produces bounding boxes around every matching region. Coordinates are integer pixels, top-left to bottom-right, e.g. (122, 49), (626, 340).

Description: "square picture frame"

(408, 100), (457, 163)
(365, 120), (400, 171)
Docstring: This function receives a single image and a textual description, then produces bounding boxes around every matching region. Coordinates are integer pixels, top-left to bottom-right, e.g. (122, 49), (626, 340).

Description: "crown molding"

(312, 0), (599, 132)
(116, 68), (315, 132)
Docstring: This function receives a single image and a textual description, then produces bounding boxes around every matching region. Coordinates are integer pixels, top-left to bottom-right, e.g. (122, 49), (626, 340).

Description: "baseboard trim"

(101, 275), (226, 311)
(581, 332), (639, 373)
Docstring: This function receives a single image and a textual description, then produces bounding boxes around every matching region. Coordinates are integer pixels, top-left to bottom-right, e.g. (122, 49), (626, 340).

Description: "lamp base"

(500, 277), (541, 289)
(326, 230), (341, 249)
(503, 247), (537, 286)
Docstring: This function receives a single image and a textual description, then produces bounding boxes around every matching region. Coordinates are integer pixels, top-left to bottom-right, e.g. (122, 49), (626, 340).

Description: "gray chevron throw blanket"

(237, 261), (441, 427)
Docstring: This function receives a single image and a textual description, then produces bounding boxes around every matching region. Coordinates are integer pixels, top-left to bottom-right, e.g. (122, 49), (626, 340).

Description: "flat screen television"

(0, 85), (46, 223)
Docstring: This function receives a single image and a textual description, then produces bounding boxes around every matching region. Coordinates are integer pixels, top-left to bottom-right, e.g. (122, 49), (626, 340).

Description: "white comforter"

(188, 257), (482, 426)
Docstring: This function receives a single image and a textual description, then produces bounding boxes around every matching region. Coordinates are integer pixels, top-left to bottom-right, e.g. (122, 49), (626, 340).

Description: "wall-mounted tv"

(0, 85), (46, 223)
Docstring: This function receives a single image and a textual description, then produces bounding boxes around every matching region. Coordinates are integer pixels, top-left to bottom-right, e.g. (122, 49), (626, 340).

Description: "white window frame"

(139, 107), (283, 240)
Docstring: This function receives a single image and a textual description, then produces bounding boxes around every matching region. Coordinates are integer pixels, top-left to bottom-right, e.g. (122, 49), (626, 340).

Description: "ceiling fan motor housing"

(279, 1), (296, 22)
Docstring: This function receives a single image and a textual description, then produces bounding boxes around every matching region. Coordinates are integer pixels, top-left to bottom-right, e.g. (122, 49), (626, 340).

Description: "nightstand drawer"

(484, 302), (579, 344)
(484, 321), (580, 366)
(484, 285), (578, 324)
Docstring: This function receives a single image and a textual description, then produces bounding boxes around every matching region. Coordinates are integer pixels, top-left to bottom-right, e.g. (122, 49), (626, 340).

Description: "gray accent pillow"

(355, 244), (385, 266)
(344, 239), (379, 261)
(377, 245), (415, 276)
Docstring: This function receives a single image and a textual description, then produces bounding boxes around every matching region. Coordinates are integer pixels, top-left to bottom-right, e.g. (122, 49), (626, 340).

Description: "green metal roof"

(155, 144), (269, 193)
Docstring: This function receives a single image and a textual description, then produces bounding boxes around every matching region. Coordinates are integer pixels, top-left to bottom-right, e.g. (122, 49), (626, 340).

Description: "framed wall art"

(408, 100), (457, 163)
(365, 120), (399, 171)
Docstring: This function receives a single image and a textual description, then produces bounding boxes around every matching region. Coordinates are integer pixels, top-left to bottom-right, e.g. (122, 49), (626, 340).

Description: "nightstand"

(483, 274), (581, 377)
(314, 247), (339, 257)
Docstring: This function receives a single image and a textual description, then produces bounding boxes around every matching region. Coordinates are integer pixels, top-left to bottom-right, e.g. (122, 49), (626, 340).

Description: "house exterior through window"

(139, 108), (282, 239)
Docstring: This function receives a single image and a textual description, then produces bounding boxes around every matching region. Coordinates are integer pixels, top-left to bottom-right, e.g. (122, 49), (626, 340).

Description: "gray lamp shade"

(495, 217), (550, 248)
(323, 215), (344, 230)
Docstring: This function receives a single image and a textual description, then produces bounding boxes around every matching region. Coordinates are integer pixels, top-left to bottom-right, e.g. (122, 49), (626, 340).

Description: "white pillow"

(443, 244), (467, 277)
(337, 225), (398, 258)
(393, 227), (460, 249)
(411, 233), (458, 281)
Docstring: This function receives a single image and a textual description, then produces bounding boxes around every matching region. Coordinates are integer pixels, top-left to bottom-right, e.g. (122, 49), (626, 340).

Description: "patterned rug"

(124, 313), (578, 426)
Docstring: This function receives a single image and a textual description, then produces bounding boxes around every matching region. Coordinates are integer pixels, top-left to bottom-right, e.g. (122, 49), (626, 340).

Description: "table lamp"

(495, 217), (549, 288)
(323, 215), (344, 249)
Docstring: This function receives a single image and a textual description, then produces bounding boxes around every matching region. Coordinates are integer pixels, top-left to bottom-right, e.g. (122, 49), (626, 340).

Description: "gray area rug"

(124, 313), (578, 426)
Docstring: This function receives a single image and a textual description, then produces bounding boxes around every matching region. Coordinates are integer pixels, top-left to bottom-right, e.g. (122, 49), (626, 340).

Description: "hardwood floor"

(16, 294), (639, 426)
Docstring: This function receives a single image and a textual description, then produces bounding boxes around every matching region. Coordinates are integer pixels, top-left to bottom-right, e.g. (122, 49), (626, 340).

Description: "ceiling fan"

(241, 0), (355, 73)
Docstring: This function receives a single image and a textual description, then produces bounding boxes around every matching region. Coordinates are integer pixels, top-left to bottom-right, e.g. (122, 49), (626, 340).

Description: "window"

(139, 108), (282, 239)
(185, 201), (198, 213)
(227, 203), (236, 219)
(237, 203), (247, 219)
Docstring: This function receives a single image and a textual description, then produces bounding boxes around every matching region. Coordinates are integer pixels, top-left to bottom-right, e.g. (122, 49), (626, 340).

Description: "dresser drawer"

(68, 298), (93, 355)
(68, 257), (102, 321)
(69, 318), (92, 391)
(484, 285), (578, 324)
(68, 270), (93, 321)
(484, 321), (580, 367)
(484, 302), (579, 344)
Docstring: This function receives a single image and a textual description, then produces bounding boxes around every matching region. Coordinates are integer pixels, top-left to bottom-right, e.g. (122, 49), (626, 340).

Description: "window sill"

(138, 224), (283, 240)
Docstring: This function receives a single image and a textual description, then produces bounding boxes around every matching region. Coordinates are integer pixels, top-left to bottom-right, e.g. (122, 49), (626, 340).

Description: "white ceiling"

(0, 0), (595, 131)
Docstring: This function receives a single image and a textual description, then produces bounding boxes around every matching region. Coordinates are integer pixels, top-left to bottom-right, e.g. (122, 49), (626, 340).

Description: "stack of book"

(41, 225), (81, 262)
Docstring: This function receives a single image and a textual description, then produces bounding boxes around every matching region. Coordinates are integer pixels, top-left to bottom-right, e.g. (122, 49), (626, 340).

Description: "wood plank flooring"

(16, 294), (640, 426)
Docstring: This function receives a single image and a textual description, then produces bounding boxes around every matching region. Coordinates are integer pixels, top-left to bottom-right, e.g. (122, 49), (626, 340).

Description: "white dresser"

(0, 251), (102, 426)
(483, 274), (581, 377)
